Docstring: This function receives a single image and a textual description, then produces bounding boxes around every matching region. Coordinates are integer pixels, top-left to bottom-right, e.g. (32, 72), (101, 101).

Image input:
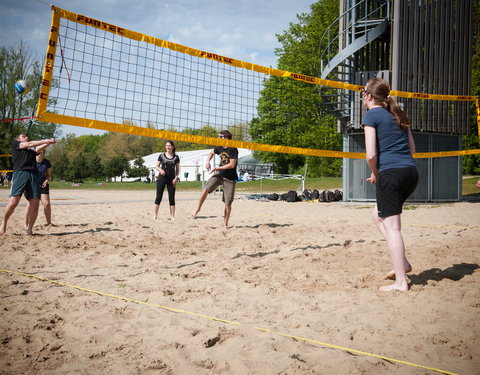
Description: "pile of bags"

(266, 189), (343, 202)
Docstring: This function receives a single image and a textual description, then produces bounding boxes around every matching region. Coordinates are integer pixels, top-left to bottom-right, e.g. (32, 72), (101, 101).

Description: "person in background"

(1, 134), (56, 235)
(362, 77), (418, 292)
(191, 130), (238, 228)
(153, 140), (180, 221)
(25, 149), (53, 227)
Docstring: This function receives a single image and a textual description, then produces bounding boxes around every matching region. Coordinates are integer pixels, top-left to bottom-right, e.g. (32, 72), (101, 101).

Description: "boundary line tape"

(0, 269), (458, 375)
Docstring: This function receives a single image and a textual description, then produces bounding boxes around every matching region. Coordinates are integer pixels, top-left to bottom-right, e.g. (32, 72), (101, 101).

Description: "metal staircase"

(319, 0), (391, 126)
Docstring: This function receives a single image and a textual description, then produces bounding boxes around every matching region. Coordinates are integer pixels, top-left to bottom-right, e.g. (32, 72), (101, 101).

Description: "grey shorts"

(204, 175), (236, 206)
(10, 170), (40, 200)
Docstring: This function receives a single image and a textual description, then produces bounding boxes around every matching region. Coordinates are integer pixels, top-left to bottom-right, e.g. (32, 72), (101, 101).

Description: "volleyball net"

(36, 6), (480, 160)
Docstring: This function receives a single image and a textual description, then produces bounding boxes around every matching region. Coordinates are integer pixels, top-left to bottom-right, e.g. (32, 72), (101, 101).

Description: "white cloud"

(178, 27), (193, 38)
(248, 52), (259, 62)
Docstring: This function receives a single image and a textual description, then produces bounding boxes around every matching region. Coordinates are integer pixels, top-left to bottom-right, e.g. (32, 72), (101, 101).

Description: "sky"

(0, 0), (315, 137)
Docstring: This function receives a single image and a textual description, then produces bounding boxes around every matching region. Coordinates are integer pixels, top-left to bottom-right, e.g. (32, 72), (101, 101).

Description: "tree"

(128, 156), (149, 179)
(47, 137), (70, 180)
(103, 154), (130, 182)
(51, 152), (70, 181)
(97, 132), (136, 161)
(227, 121), (249, 141)
(68, 152), (90, 182)
(158, 125), (219, 152)
(133, 121), (159, 155)
(0, 42), (60, 153)
(46, 134), (81, 180)
(78, 134), (107, 155)
(463, 1), (480, 175)
(47, 134), (106, 181)
(249, 0), (341, 176)
(89, 155), (104, 181)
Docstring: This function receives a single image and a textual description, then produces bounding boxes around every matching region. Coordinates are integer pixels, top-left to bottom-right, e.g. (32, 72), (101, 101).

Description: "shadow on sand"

(410, 263), (479, 286)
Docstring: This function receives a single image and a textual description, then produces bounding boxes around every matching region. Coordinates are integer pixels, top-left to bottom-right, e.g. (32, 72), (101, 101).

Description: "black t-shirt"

(11, 139), (37, 172)
(157, 153), (180, 179)
(214, 146), (238, 181)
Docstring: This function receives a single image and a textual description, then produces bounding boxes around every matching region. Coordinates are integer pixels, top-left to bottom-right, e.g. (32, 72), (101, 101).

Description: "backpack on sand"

(286, 190), (298, 202)
(334, 189), (343, 202)
(302, 189), (312, 200)
(321, 190), (335, 202)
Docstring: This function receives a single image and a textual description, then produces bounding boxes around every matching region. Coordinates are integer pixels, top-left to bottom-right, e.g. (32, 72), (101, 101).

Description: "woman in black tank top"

(153, 141), (180, 220)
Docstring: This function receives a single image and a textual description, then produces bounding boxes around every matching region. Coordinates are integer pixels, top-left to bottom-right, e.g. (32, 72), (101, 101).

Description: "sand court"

(0, 189), (479, 374)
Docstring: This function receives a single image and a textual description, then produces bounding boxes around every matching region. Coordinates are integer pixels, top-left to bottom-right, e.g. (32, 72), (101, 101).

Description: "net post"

(36, 6), (61, 119)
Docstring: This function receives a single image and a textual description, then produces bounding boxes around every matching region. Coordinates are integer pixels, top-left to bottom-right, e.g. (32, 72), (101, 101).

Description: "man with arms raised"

(0, 134), (56, 235)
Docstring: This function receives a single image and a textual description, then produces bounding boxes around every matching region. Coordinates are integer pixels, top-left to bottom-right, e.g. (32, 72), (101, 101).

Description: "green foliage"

(68, 152), (90, 182)
(226, 122), (249, 141)
(463, 132), (480, 175)
(129, 156), (149, 178)
(78, 134), (106, 154)
(304, 156), (342, 177)
(463, 1), (480, 174)
(249, 0), (341, 176)
(0, 43), (59, 153)
(89, 155), (104, 181)
(163, 125), (218, 152)
(46, 136), (72, 180)
(103, 154), (130, 182)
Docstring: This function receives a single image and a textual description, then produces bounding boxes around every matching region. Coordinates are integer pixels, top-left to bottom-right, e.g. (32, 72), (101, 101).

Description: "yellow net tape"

(36, 6), (479, 159)
(0, 154), (12, 173)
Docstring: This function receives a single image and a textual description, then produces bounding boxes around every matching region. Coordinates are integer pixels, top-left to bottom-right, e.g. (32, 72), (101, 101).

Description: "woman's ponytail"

(367, 77), (411, 131)
(383, 95), (411, 131)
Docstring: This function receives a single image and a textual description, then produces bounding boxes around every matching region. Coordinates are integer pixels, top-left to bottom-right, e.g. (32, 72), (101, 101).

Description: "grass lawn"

(462, 176), (480, 199)
(33, 177), (343, 193)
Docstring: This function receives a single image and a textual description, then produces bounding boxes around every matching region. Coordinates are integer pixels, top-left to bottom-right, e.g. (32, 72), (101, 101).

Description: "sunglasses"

(360, 87), (369, 97)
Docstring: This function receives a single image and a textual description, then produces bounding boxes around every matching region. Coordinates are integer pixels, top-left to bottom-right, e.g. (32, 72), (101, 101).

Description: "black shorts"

(40, 184), (50, 195)
(376, 167), (418, 218)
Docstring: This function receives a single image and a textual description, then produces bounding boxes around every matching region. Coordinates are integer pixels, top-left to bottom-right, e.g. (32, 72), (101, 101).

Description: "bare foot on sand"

(385, 264), (412, 280)
(379, 282), (409, 292)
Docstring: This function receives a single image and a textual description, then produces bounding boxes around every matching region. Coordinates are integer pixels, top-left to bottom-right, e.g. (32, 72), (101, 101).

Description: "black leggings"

(155, 176), (176, 206)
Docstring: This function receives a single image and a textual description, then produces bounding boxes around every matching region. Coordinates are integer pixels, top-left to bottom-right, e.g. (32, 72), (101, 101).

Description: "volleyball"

(14, 79), (31, 95)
